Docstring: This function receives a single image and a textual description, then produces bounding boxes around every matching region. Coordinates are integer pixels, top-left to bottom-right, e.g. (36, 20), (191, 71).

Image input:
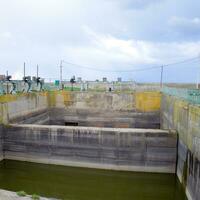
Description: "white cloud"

(0, 0), (200, 82)
(64, 27), (200, 66)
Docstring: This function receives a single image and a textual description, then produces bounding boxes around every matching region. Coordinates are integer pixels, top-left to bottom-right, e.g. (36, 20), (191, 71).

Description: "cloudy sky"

(0, 0), (200, 82)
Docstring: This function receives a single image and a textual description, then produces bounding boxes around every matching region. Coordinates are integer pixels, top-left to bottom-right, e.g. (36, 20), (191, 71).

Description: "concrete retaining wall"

(0, 126), (3, 161)
(14, 108), (160, 129)
(3, 124), (177, 173)
(0, 91), (160, 128)
(0, 91), (164, 174)
(161, 94), (200, 200)
(47, 91), (161, 112)
(0, 91), (161, 125)
(47, 91), (136, 111)
(0, 93), (48, 124)
(0, 91), (160, 129)
(48, 108), (160, 128)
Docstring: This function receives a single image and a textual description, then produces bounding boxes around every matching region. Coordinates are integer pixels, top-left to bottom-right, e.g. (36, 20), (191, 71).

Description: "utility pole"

(6, 70), (8, 94)
(37, 64), (39, 78)
(160, 65), (164, 88)
(23, 62), (26, 78)
(60, 60), (63, 90)
(197, 74), (199, 89)
(196, 55), (200, 89)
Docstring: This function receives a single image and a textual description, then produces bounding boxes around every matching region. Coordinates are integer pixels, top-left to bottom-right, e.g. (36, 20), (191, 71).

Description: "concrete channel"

(0, 91), (199, 199)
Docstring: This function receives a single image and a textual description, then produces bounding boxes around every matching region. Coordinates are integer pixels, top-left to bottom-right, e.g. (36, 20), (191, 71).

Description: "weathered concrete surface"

(0, 91), (161, 126)
(47, 91), (161, 112)
(10, 110), (50, 125)
(47, 91), (136, 110)
(14, 108), (160, 129)
(161, 94), (200, 200)
(0, 125), (3, 161)
(135, 91), (161, 112)
(0, 93), (48, 124)
(55, 91), (136, 110)
(0, 189), (57, 200)
(2, 91), (160, 129)
(3, 124), (177, 173)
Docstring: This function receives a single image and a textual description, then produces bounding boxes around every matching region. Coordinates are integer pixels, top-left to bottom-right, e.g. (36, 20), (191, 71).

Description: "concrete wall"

(47, 91), (161, 112)
(135, 91), (161, 112)
(0, 92), (49, 162)
(47, 108), (160, 128)
(4, 124), (177, 173)
(48, 91), (136, 111)
(47, 91), (160, 128)
(0, 91), (161, 129)
(161, 94), (200, 200)
(0, 91), (161, 125)
(0, 91), (162, 126)
(0, 91), (162, 172)
(0, 93), (48, 124)
(0, 125), (3, 161)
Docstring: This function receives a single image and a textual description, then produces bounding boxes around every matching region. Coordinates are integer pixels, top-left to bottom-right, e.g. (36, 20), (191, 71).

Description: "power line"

(164, 57), (199, 67)
(62, 56), (199, 73)
(63, 60), (161, 72)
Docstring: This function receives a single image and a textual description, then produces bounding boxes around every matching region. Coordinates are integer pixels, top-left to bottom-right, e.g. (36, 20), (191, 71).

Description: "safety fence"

(162, 87), (200, 105)
(0, 81), (161, 95)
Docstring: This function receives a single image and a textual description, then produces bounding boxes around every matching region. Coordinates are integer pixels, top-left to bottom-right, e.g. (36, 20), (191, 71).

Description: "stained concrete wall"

(0, 91), (161, 125)
(0, 126), (3, 161)
(46, 91), (160, 128)
(161, 94), (200, 200)
(0, 92), (49, 162)
(0, 91), (161, 129)
(4, 124), (177, 173)
(15, 108), (159, 129)
(47, 108), (160, 128)
(47, 91), (136, 111)
(47, 91), (161, 112)
(0, 91), (162, 172)
(0, 93), (48, 124)
(135, 91), (161, 112)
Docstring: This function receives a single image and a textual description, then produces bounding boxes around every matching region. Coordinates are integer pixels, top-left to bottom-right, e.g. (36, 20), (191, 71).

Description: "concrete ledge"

(10, 124), (173, 134)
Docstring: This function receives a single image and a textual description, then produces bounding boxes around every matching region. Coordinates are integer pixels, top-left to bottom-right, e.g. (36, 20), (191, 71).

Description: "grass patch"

(16, 191), (27, 197)
(64, 86), (81, 91)
(31, 194), (40, 200)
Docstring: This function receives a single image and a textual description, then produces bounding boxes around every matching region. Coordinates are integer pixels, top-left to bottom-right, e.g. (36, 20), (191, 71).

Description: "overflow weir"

(0, 90), (199, 199)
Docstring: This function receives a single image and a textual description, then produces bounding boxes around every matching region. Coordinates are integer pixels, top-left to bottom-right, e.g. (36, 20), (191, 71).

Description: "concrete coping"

(10, 123), (175, 135)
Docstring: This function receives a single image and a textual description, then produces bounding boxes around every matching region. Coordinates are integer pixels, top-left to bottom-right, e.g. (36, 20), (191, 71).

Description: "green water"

(0, 160), (187, 200)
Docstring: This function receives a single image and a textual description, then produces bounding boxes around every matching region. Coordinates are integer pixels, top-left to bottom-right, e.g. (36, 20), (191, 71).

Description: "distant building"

(117, 77), (122, 82)
(77, 77), (82, 82)
(103, 77), (107, 82)
(0, 75), (6, 81)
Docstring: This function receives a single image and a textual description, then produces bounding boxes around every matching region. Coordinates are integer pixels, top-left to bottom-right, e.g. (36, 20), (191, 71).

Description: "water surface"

(0, 160), (187, 200)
